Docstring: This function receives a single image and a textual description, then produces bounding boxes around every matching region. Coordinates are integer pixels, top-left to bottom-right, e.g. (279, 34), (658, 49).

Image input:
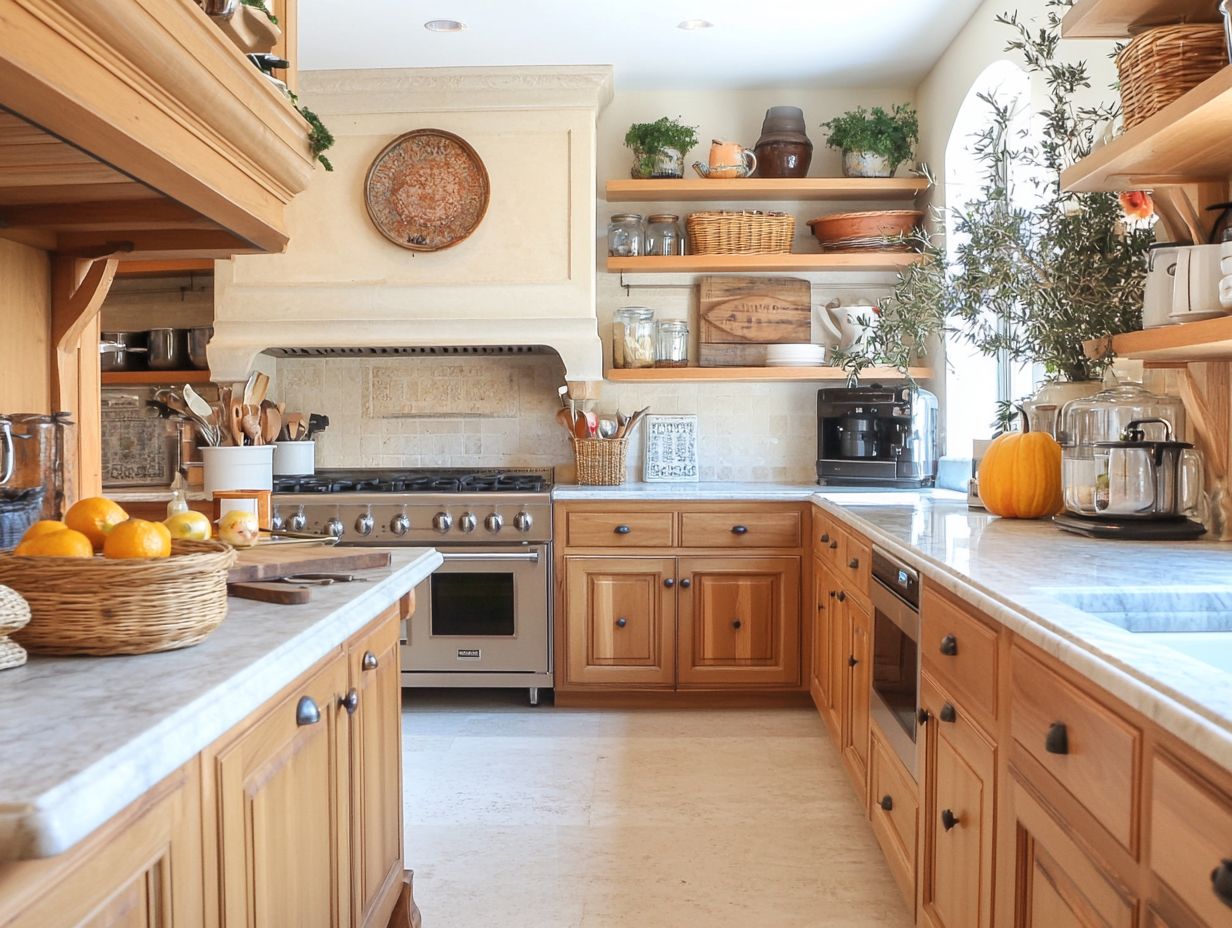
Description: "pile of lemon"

(13, 498), (213, 560)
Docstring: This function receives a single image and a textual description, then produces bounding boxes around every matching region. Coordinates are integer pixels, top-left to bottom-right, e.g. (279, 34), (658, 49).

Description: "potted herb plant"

(822, 104), (919, 178)
(624, 116), (699, 179)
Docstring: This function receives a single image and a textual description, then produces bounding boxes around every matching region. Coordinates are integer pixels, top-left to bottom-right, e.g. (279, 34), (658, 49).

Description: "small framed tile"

(643, 414), (698, 483)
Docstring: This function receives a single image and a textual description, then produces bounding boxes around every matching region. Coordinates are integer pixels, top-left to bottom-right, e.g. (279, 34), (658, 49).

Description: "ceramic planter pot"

(630, 147), (684, 179)
(842, 150), (898, 178)
(753, 139), (813, 178)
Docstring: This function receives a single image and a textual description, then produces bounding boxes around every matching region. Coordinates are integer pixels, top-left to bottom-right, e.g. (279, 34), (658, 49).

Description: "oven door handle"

(440, 551), (541, 564)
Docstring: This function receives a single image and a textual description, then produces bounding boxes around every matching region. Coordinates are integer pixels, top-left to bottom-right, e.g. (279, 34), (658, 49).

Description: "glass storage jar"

(654, 320), (689, 368)
(612, 307), (656, 369)
(645, 214), (684, 256)
(607, 213), (645, 257)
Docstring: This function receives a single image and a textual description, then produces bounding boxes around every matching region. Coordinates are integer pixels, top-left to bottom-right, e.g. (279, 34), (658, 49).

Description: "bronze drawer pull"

(940, 703), (957, 723)
(296, 696), (320, 727)
(731, 525), (749, 535)
(614, 524), (631, 535)
(941, 809), (959, 831)
(1045, 722), (1069, 755)
(361, 650), (379, 672)
(879, 795), (894, 812)
(940, 635), (958, 656)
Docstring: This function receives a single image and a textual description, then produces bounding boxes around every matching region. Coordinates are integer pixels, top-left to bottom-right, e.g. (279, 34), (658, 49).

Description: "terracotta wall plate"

(364, 129), (491, 252)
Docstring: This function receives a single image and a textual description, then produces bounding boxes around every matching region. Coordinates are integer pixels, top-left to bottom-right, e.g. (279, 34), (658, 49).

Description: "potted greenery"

(624, 116), (699, 179)
(821, 104), (919, 177)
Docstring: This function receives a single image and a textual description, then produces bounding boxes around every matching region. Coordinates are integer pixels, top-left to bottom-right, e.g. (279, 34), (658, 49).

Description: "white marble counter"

(0, 547), (442, 861)
(553, 481), (964, 502)
(815, 496), (1232, 770)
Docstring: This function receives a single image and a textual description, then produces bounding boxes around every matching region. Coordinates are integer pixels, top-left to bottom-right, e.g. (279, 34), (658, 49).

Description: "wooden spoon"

(555, 407), (574, 435)
(261, 405), (282, 445)
(229, 401), (245, 447)
(251, 371), (270, 406)
(241, 405), (263, 446)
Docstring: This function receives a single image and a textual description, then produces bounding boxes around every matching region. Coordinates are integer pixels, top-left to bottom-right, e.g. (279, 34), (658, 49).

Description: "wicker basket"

(572, 437), (629, 486)
(687, 210), (795, 255)
(0, 584), (30, 671)
(1117, 24), (1227, 129)
(0, 539), (238, 656)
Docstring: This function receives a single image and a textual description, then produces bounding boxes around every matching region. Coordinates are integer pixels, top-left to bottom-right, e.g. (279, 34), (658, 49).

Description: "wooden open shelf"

(607, 253), (923, 274)
(1062, 0), (1221, 38)
(604, 366), (932, 383)
(102, 370), (212, 386)
(604, 177), (929, 202)
(1062, 66), (1232, 192)
(1084, 317), (1232, 363)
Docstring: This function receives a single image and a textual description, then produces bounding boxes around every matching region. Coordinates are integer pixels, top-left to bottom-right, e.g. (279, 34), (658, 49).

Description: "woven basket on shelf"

(686, 210), (795, 255)
(0, 539), (237, 656)
(572, 437), (629, 486)
(0, 584), (30, 671)
(1117, 24), (1227, 129)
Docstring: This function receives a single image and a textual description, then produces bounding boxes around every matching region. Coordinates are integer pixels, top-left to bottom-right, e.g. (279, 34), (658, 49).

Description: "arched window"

(942, 60), (1036, 472)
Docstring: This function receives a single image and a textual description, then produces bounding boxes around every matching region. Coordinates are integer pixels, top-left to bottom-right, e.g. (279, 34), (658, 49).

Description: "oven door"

(869, 575), (920, 779)
(402, 544), (549, 675)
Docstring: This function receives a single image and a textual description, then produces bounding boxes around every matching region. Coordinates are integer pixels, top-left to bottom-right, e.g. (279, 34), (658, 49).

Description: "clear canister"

(645, 213), (684, 256)
(612, 307), (655, 369)
(607, 213), (645, 257)
(654, 320), (689, 368)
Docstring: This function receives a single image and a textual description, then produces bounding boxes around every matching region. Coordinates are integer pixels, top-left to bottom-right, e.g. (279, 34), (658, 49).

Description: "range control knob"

(432, 512), (452, 534)
(355, 511), (375, 536)
(287, 508), (307, 533)
(325, 517), (344, 539)
(513, 511), (533, 533)
(390, 513), (410, 536)
(484, 513), (503, 534)
(458, 512), (477, 534)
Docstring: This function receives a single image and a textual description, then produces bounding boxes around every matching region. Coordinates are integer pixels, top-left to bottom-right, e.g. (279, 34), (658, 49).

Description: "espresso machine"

(817, 385), (938, 487)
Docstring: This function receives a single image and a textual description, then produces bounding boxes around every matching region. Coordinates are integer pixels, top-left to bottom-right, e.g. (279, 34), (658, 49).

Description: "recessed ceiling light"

(677, 19), (714, 30)
(424, 19), (466, 32)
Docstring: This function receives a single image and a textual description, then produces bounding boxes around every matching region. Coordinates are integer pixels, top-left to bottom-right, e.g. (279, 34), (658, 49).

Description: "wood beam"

(54, 229), (256, 260)
(0, 199), (210, 232)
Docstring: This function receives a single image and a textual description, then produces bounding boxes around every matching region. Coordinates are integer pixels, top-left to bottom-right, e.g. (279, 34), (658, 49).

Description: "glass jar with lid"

(612, 307), (656, 369)
(645, 214), (684, 256)
(654, 320), (689, 368)
(607, 213), (645, 257)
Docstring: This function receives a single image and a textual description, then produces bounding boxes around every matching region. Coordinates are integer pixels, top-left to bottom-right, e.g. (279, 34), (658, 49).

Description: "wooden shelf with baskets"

(102, 370), (212, 386)
(1083, 317), (1232, 363)
(606, 253), (924, 274)
(604, 177), (929, 202)
(604, 366), (932, 383)
(1061, 0), (1221, 39)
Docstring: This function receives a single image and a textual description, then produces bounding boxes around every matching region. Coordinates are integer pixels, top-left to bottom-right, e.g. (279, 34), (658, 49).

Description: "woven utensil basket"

(572, 437), (629, 486)
(0, 539), (237, 656)
(1117, 24), (1227, 129)
(687, 210), (795, 255)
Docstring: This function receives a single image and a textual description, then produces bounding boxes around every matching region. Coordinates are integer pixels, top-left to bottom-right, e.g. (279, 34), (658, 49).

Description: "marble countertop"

(553, 481), (963, 502)
(818, 496), (1232, 770)
(0, 547), (442, 861)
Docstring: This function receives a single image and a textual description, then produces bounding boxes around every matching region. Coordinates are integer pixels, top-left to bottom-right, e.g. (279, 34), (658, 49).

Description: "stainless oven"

(869, 547), (920, 779)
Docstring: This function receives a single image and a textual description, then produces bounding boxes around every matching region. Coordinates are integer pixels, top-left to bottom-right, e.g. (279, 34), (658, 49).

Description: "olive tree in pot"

(624, 117), (699, 179)
(822, 104), (919, 178)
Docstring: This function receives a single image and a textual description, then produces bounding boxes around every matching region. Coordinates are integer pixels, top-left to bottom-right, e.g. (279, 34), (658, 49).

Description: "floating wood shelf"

(607, 253), (924, 274)
(1061, 66), (1232, 192)
(604, 177), (929, 202)
(1062, 0), (1221, 38)
(604, 366), (932, 383)
(1084, 317), (1232, 363)
(102, 370), (212, 386)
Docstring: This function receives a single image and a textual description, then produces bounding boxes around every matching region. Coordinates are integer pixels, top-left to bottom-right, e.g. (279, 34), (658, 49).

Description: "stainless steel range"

(272, 467), (553, 704)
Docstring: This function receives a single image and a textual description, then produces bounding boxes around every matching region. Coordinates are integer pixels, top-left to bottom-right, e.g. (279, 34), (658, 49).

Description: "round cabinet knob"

(271, 510), (285, 531)
(836, 591), (846, 602)
(939, 634), (959, 656)
(820, 533), (830, 543)
(390, 513), (410, 536)
(355, 511), (375, 536)
(848, 557), (860, 569)
(484, 513), (503, 533)
(917, 708), (930, 726)
(731, 619), (743, 630)
(941, 809), (959, 832)
(1211, 858), (1232, 907)
(680, 578), (692, 589)
(879, 795), (894, 812)
(432, 512), (452, 534)
(848, 655), (858, 667)
(361, 650), (379, 672)
(287, 509), (307, 533)
(663, 578), (675, 588)
(614, 524), (631, 535)
(340, 688), (359, 715)
(459, 512), (477, 534)
(829, 540), (838, 550)
(513, 511), (533, 533)
(325, 518), (344, 539)
(616, 617), (628, 628)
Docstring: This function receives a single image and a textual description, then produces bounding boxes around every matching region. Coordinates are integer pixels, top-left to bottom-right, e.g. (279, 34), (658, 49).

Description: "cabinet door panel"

(810, 557), (833, 716)
(677, 556), (800, 687)
(564, 557), (675, 686)
(841, 593), (871, 790)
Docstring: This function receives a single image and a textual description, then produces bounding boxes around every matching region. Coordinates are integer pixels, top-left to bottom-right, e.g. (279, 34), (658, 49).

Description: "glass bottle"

(645, 214), (684, 256)
(612, 307), (655, 369)
(654, 320), (689, 368)
(607, 213), (645, 257)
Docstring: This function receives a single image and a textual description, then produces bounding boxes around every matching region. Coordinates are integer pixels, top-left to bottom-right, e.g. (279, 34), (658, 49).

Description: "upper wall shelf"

(604, 177), (929, 202)
(1062, 0), (1221, 38)
(1061, 66), (1232, 192)
(1084, 317), (1232, 363)
(607, 253), (924, 274)
(604, 366), (932, 383)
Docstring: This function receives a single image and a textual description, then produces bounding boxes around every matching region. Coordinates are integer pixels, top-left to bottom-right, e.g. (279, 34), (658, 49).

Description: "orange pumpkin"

(978, 415), (1063, 519)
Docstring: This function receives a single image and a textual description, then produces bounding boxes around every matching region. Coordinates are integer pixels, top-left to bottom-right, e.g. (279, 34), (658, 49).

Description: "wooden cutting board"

(698, 276), (812, 367)
(228, 581), (314, 605)
(227, 545), (392, 583)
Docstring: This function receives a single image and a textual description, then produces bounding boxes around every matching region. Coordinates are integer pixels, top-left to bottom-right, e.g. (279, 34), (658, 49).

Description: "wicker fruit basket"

(572, 437), (629, 486)
(0, 539), (237, 656)
(687, 210), (795, 255)
(1117, 24), (1227, 129)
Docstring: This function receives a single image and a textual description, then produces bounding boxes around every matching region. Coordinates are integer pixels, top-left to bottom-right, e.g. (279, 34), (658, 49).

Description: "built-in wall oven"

(869, 547), (921, 779)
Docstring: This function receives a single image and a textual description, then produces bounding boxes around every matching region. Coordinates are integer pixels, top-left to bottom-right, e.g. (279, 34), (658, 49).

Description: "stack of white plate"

(765, 343), (826, 367)
(1220, 240), (1232, 309)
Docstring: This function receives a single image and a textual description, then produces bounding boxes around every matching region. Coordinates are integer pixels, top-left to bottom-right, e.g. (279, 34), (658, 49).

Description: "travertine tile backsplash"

(273, 355), (820, 483)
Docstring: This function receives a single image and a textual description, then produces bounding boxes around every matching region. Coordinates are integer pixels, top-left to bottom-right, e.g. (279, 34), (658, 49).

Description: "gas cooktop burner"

(273, 468), (550, 495)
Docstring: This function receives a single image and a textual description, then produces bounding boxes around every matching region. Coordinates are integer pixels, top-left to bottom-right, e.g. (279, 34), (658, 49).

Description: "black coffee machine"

(817, 385), (939, 487)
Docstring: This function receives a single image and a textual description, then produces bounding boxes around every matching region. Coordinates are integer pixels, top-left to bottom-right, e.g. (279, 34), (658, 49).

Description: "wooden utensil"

(555, 407), (574, 434)
(251, 371), (270, 406)
(241, 405), (263, 446)
(227, 581), (312, 605)
(261, 405), (281, 445)
(229, 401), (245, 447)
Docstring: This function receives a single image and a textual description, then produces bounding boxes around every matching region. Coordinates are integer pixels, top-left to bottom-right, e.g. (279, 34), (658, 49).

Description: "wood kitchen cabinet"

(841, 591), (872, 793)
(810, 556), (838, 737)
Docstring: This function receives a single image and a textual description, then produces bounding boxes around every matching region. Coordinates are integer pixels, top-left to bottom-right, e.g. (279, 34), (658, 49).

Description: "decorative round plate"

(364, 129), (490, 252)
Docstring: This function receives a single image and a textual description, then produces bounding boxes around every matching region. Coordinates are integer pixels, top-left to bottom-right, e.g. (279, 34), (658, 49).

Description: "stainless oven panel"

(869, 549), (921, 780)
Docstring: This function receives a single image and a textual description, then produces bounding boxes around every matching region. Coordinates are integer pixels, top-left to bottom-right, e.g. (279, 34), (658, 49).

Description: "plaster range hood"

(208, 66), (613, 382)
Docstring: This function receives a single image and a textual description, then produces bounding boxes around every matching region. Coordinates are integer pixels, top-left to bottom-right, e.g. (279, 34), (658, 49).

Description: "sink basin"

(1047, 588), (1232, 675)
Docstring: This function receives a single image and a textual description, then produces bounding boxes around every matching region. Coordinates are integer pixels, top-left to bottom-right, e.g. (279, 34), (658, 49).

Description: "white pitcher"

(816, 300), (878, 351)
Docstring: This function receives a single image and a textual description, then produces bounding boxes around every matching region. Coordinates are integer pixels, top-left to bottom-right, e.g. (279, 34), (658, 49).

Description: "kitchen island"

(0, 546), (441, 927)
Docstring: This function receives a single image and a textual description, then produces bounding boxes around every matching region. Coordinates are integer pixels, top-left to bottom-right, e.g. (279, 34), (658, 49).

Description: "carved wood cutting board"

(698, 275), (812, 367)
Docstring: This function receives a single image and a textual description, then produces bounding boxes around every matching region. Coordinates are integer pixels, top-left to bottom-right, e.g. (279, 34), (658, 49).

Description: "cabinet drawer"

(813, 509), (844, 566)
(566, 511), (674, 547)
(680, 510), (801, 548)
(1010, 644), (1140, 851)
(841, 531), (871, 599)
(869, 729), (917, 915)
(921, 587), (999, 727)
(1149, 753), (1232, 927)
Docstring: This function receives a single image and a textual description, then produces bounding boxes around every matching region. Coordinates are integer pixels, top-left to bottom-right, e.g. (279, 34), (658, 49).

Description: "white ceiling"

(297, 0), (986, 90)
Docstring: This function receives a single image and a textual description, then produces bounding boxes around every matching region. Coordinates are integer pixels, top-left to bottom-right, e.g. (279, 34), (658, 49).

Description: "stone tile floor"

(403, 690), (913, 928)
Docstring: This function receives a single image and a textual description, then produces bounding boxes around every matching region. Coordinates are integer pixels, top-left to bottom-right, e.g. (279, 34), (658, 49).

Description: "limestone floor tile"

(404, 694), (913, 928)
